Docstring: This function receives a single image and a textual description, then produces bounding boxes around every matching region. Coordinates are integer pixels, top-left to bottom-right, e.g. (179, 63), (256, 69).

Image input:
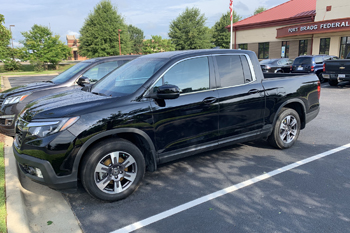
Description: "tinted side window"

(240, 56), (253, 83)
(82, 60), (126, 83)
(314, 56), (323, 64)
(216, 55), (244, 87)
(162, 57), (210, 94)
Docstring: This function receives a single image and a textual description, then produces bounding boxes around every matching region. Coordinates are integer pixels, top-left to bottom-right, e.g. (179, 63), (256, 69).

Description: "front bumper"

(0, 122), (16, 137)
(13, 144), (77, 190)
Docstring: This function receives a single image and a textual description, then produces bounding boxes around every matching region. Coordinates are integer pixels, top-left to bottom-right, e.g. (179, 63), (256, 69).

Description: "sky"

(1, 0), (289, 47)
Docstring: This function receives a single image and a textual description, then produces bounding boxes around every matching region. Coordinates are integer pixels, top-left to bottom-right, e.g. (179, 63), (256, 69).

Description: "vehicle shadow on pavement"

(60, 139), (349, 233)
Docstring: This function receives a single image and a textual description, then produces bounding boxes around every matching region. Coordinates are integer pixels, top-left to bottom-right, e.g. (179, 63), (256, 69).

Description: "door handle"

(248, 89), (259, 94)
(202, 97), (217, 104)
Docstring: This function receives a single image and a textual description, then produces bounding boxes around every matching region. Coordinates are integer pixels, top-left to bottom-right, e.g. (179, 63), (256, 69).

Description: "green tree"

(128, 25), (144, 54)
(254, 6), (267, 15)
(21, 24), (71, 69)
(142, 35), (175, 54)
(79, 0), (130, 58)
(211, 11), (241, 49)
(0, 14), (11, 61)
(169, 7), (213, 50)
(3, 48), (22, 71)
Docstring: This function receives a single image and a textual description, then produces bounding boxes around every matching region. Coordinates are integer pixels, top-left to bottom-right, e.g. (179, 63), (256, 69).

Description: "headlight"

(3, 94), (30, 105)
(27, 117), (79, 138)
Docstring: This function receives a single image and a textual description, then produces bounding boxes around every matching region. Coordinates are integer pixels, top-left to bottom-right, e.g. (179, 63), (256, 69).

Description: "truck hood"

(21, 89), (111, 121)
(0, 81), (55, 99)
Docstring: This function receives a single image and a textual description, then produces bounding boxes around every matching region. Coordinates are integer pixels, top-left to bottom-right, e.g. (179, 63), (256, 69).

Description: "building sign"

(277, 17), (350, 38)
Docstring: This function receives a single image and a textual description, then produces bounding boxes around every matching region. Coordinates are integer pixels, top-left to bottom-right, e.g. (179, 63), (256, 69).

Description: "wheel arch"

(273, 99), (306, 130)
(73, 128), (157, 180)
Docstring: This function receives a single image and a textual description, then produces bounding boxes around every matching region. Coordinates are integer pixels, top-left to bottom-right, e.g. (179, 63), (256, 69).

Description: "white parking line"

(111, 143), (350, 233)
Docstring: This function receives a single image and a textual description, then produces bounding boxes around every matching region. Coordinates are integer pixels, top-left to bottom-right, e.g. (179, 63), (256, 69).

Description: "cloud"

(12, 41), (23, 48)
(67, 30), (80, 37)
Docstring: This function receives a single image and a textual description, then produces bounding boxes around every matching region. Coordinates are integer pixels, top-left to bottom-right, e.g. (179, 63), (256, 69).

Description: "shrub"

(30, 59), (45, 72)
(3, 60), (21, 71)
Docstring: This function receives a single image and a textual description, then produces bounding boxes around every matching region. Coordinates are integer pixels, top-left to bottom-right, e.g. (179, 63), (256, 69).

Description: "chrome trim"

(143, 53), (257, 97)
(0, 115), (15, 119)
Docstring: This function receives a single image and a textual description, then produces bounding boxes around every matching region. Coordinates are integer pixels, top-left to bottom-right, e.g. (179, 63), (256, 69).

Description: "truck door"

(213, 55), (265, 141)
(150, 56), (219, 156)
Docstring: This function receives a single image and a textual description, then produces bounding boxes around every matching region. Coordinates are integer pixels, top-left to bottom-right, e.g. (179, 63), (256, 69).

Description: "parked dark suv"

(291, 55), (338, 82)
(0, 55), (138, 136)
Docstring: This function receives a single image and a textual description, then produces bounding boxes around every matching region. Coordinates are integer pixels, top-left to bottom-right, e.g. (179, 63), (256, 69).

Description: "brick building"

(228, 0), (350, 59)
(66, 35), (87, 61)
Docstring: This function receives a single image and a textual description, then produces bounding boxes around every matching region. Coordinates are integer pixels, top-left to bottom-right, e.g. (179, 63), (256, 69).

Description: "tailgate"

(325, 60), (350, 74)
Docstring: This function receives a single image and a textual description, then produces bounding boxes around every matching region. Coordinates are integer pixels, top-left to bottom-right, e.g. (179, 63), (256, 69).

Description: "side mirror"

(148, 84), (180, 99)
(77, 77), (90, 86)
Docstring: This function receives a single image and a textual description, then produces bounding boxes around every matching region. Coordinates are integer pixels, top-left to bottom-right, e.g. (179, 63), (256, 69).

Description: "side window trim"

(212, 54), (256, 90)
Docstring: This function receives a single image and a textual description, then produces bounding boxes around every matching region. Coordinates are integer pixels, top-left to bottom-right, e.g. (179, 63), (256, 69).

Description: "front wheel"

(268, 108), (301, 149)
(81, 139), (145, 202)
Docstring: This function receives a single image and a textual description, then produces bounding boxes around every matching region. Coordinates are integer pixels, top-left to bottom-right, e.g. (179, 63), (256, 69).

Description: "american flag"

(229, 0), (233, 21)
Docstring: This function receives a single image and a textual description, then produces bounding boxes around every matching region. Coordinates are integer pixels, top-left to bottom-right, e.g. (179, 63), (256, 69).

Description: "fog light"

(5, 119), (13, 126)
(35, 168), (43, 178)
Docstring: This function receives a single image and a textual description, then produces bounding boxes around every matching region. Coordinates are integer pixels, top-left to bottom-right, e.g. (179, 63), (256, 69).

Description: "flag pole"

(229, 0), (233, 49)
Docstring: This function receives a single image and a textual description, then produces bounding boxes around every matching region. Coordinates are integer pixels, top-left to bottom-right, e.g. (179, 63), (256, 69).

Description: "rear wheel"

(81, 139), (145, 202)
(328, 79), (338, 86)
(268, 108), (301, 149)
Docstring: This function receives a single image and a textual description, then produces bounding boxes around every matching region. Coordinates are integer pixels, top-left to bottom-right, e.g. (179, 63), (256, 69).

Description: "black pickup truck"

(13, 49), (320, 201)
(323, 52), (350, 86)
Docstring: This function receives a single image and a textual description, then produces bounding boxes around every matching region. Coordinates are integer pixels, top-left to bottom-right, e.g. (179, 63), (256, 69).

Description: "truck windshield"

(91, 57), (167, 97)
(51, 62), (91, 84)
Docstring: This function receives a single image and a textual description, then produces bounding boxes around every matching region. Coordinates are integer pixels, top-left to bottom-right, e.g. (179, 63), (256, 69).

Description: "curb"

(5, 136), (30, 233)
(2, 76), (82, 233)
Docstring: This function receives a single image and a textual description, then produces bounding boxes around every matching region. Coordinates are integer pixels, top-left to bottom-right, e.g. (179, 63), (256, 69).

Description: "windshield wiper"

(43, 80), (54, 83)
(92, 92), (107, 96)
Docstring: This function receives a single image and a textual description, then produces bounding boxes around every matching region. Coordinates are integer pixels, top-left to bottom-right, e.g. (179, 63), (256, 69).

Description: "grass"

(0, 63), (75, 76)
(0, 141), (5, 233)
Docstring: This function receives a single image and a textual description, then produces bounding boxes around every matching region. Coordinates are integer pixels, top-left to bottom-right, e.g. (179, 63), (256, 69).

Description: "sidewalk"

(2, 76), (82, 233)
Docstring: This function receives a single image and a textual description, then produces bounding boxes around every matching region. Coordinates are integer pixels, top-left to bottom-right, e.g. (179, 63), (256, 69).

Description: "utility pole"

(9, 25), (15, 48)
(118, 29), (122, 55)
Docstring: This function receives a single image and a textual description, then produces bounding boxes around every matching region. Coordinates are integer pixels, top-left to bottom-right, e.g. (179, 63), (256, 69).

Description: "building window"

(339, 37), (350, 59)
(319, 38), (330, 55)
(258, 42), (269, 59)
(299, 40), (308, 56)
(238, 44), (247, 50)
(281, 41), (289, 58)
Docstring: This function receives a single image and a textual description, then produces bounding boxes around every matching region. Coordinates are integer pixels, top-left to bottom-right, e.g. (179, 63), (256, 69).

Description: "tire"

(317, 72), (325, 83)
(268, 108), (301, 149)
(328, 79), (338, 86)
(81, 138), (145, 202)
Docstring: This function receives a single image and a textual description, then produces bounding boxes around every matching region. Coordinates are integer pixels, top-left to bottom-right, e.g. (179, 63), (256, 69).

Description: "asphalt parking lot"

(9, 76), (350, 233)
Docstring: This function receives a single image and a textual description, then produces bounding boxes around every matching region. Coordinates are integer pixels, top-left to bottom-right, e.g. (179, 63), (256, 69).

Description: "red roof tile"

(230, 0), (316, 28)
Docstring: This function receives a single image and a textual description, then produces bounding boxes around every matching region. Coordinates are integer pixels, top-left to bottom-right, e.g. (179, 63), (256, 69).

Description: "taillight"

(323, 63), (326, 72)
(311, 66), (314, 72)
(317, 81), (321, 99)
(290, 66), (292, 71)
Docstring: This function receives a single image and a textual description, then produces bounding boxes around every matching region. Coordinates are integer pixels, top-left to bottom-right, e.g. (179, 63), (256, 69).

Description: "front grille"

(15, 117), (28, 147)
(16, 131), (23, 146)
